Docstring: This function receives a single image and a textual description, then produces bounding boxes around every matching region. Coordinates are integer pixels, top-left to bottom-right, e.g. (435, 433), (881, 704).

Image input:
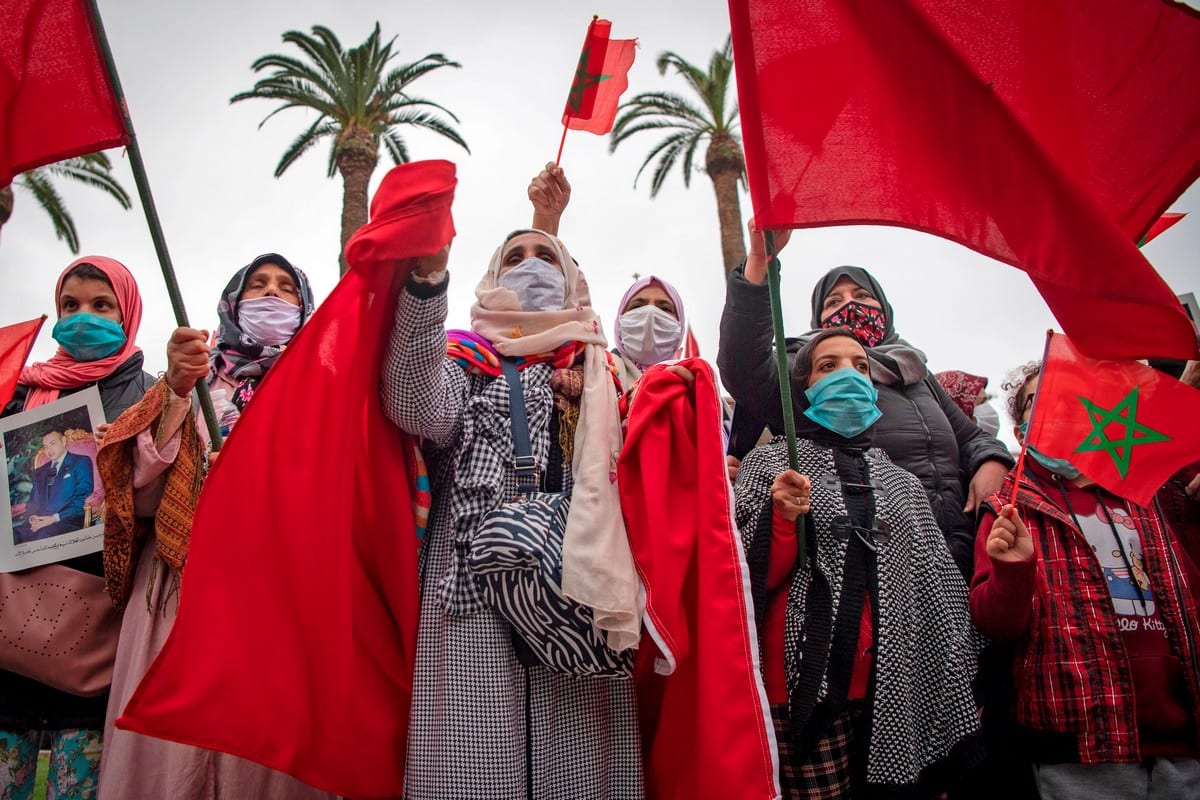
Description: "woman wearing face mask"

(934, 370), (1001, 437)
(735, 328), (979, 799)
(970, 362), (1200, 800)
(0, 257), (153, 800)
(383, 228), (642, 799)
(93, 254), (333, 800)
(718, 222), (1013, 576)
(612, 276), (686, 391)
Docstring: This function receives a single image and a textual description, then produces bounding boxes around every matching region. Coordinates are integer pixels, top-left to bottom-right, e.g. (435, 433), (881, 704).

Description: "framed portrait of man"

(1, 386), (106, 572)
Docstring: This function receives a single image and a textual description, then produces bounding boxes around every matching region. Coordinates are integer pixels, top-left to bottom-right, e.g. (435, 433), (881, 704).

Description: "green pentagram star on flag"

(1074, 387), (1171, 478)
(566, 47), (613, 115)
(1024, 333), (1200, 506)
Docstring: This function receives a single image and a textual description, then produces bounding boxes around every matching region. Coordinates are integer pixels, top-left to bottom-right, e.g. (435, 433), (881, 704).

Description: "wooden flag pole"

(765, 231), (806, 560)
(85, 0), (222, 450)
(1008, 329), (1055, 506)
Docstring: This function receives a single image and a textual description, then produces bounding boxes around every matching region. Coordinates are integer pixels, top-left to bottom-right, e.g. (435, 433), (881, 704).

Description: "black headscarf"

(788, 328), (877, 450)
(808, 265), (897, 342)
(210, 253), (315, 409)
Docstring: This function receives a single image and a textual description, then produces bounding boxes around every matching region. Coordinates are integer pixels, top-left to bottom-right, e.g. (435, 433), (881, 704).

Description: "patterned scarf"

(98, 380), (205, 609)
(209, 254), (315, 410)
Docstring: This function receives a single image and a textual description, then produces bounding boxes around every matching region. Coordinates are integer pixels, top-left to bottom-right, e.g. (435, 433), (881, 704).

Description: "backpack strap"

(499, 357), (540, 494)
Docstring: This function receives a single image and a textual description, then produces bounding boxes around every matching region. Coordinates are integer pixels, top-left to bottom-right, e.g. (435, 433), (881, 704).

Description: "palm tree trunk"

(0, 185), (13, 244)
(335, 129), (379, 276)
(706, 131), (747, 277)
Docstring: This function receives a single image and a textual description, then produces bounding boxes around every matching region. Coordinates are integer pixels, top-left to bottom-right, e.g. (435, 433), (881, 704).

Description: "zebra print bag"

(469, 490), (634, 678)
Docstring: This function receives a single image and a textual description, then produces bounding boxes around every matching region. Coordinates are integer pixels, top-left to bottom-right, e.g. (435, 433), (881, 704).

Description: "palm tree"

(0, 153), (131, 253)
(232, 24), (469, 274)
(610, 37), (746, 276)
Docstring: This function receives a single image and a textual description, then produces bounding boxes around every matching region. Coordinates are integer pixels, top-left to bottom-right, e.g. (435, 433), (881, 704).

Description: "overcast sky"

(1, 0), (1196, 452)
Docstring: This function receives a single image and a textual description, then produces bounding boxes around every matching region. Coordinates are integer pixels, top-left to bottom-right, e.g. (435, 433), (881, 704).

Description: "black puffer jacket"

(0, 351), (155, 731)
(718, 264), (1013, 575)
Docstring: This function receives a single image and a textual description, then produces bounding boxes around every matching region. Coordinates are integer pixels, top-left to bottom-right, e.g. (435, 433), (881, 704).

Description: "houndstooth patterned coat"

(381, 280), (643, 800)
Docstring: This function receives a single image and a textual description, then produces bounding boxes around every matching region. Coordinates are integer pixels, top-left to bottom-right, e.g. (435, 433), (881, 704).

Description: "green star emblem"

(567, 47), (613, 114)
(1074, 386), (1171, 478)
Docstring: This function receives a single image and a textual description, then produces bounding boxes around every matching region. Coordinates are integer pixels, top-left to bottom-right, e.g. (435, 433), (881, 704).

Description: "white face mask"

(618, 305), (682, 366)
(974, 402), (1001, 436)
(238, 295), (302, 346)
(497, 257), (566, 311)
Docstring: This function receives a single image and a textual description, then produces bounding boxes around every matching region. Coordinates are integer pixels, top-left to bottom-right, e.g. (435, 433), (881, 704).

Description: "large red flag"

(0, 0), (129, 186)
(1026, 332), (1200, 506)
(728, 0), (1200, 361)
(561, 17), (637, 135)
(0, 316), (45, 406)
(117, 161), (456, 798)
(621, 360), (779, 800)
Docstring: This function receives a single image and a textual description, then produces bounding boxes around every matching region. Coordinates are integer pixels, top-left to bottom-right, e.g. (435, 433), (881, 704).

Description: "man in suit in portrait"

(12, 428), (94, 545)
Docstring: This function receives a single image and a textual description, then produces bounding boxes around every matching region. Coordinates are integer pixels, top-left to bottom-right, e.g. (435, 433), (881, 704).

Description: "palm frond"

(19, 170), (80, 252)
(275, 118), (337, 178)
(382, 130), (409, 165)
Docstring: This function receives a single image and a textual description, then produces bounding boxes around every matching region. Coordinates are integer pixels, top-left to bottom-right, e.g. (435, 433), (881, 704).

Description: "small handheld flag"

(557, 16), (636, 164)
(1024, 331), (1200, 506)
(0, 316), (46, 407)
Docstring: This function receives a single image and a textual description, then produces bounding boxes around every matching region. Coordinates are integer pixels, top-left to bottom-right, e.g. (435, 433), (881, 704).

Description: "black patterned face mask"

(821, 301), (887, 347)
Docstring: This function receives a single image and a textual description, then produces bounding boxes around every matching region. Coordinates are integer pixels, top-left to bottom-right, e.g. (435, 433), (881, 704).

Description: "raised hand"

(744, 217), (793, 285)
(529, 162), (571, 235)
(986, 504), (1034, 563)
(166, 327), (211, 399)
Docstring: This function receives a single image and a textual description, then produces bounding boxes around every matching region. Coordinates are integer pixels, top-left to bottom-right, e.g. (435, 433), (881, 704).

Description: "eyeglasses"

(1019, 392), (1036, 416)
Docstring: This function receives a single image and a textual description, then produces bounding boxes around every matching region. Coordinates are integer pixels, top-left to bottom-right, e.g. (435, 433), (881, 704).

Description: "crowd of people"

(1, 163), (1197, 800)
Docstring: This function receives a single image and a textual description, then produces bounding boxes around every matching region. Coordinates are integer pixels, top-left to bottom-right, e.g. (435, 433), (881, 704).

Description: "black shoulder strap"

(499, 357), (539, 494)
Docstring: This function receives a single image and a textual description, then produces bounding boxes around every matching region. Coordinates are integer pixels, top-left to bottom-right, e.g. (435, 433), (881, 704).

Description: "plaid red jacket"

(977, 469), (1200, 763)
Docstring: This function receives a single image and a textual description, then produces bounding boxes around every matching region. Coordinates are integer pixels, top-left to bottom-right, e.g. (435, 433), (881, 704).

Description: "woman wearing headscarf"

(934, 370), (1001, 437)
(94, 254), (333, 800)
(718, 222), (1013, 575)
(736, 327), (980, 799)
(382, 228), (642, 799)
(1, 257), (154, 800)
(611, 276), (686, 391)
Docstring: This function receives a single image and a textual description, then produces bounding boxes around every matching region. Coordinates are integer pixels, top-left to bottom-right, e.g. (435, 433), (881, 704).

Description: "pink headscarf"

(19, 256), (144, 408)
(612, 275), (686, 366)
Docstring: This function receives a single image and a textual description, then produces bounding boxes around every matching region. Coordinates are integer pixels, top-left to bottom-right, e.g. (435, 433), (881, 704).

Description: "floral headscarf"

(209, 253), (314, 409)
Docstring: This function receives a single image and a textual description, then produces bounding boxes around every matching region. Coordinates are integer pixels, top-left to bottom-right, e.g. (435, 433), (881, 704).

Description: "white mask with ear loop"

(497, 257), (566, 311)
(974, 402), (1001, 436)
(618, 305), (682, 365)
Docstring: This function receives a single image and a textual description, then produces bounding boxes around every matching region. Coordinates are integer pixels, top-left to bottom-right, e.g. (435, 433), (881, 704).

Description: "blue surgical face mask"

(1018, 421), (1082, 479)
(498, 257), (566, 312)
(52, 312), (126, 361)
(803, 367), (882, 438)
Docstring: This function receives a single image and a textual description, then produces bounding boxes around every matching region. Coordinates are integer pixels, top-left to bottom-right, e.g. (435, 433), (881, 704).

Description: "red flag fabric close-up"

(1139, 212), (1187, 247)
(728, 0), (1200, 361)
(0, 0), (129, 186)
(0, 316), (45, 407)
(1026, 333), (1200, 507)
(621, 359), (779, 800)
(116, 160), (457, 799)
(562, 17), (637, 135)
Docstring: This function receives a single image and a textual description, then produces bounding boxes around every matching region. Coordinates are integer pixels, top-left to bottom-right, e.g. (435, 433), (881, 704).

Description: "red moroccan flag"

(728, 0), (1200, 361)
(1139, 212), (1187, 247)
(0, 316), (45, 406)
(0, 0), (129, 186)
(116, 161), (456, 798)
(561, 17), (637, 135)
(682, 323), (701, 360)
(1026, 332), (1200, 506)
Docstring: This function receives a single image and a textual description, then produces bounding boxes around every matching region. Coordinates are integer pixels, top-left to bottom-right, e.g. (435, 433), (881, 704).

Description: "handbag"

(0, 563), (121, 696)
(468, 358), (633, 678)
